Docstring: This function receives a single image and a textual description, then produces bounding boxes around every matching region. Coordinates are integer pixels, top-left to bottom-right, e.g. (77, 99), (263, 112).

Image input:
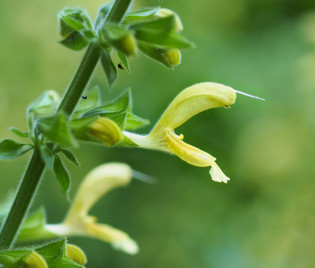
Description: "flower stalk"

(0, 0), (133, 249)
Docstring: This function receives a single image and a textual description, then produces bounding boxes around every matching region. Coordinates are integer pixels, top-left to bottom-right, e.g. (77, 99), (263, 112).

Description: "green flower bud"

(22, 251), (47, 268)
(66, 244), (87, 265)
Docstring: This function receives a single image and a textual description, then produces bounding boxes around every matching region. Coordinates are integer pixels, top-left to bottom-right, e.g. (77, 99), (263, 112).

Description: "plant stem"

(57, 42), (101, 116)
(0, 150), (45, 249)
(0, 0), (132, 249)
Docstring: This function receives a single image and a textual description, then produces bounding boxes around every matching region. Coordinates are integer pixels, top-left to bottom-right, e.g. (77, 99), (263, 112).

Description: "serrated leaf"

(101, 48), (117, 87)
(37, 113), (78, 148)
(125, 113), (150, 130)
(95, 2), (113, 30)
(39, 145), (54, 169)
(0, 250), (31, 268)
(117, 50), (130, 72)
(123, 7), (160, 25)
(9, 127), (29, 138)
(60, 31), (89, 51)
(131, 15), (193, 49)
(60, 149), (80, 167)
(53, 155), (70, 198)
(138, 40), (172, 68)
(0, 139), (33, 160)
(83, 89), (131, 118)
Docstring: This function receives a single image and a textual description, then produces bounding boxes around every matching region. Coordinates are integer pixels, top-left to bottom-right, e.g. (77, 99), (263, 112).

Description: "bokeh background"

(1, 0), (315, 267)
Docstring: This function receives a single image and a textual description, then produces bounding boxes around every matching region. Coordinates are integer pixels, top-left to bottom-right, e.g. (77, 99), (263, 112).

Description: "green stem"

(0, 0), (132, 249)
(57, 42), (101, 116)
(0, 150), (45, 249)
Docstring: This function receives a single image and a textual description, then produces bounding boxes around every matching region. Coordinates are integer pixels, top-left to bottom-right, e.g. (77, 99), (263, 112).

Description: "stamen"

(132, 170), (157, 184)
(179, 134), (184, 140)
(234, 89), (265, 101)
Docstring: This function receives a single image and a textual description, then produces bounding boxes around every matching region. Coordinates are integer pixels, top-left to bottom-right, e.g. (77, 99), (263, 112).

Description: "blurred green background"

(1, 0), (315, 267)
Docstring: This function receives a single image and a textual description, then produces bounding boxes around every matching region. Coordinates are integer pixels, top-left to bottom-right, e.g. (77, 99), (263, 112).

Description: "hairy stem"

(0, 0), (132, 249)
(0, 150), (45, 248)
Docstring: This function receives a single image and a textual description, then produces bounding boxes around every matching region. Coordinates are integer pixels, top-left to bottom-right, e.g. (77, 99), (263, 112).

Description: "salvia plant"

(0, 0), (263, 267)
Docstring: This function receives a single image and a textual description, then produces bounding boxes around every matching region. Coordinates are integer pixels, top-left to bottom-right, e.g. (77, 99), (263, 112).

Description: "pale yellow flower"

(46, 163), (139, 255)
(124, 82), (237, 183)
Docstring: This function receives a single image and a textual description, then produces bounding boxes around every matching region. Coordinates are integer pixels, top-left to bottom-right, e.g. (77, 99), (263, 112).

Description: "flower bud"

(22, 251), (47, 268)
(119, 33), (137, 56)
(71, 117), (122, 146)
(66, 244), (87, 265)
(157, 8), (183, 32)
(88, 117), (122, 146)
(165, 49), (181, 67)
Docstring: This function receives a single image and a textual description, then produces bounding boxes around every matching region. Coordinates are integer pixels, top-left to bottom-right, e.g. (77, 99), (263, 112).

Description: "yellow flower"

(124, 82), (237, 183)
(46, 163), (139, 255)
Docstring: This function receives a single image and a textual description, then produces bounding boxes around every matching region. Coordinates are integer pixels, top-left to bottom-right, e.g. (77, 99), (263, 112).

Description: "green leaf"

(60, 31), (89, 51)
(27, 90), (60, 117)
(117, 50), (130, 72)
(9, 127), (29, 138)
(36, 239), (66, 259)
(100, 48), (117, 87)
(0, 250), (31, 268)
(39, 145), (54, 169)
(18, 207), (56, 242)
(58, 8), (92, 37)
(100, 24), (136, 55)
(131, 16), (193, 49)
(110, 113), (128, 130)
(36, 239), (85, 268)
(75, 86), (101, 116)
(0, 139), (33, 160)
(83, 89), (131, 118)
(60, 149), (80, 167)
(123, 7), (160, 25)
(125, 113), (150, 130)
(138, 40), (173, 68)
(37, 112), (78, 148)
(95, 2), (113, 30)
(53, 155), (70, 198)
(70, 116), (97, 139)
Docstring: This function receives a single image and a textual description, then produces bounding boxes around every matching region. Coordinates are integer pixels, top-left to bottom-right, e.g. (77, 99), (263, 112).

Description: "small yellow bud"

(89, 117), (122, 146)
(66, 244), (87, 265)
(22, 251), (47, 268)
(120, 34), (138, 56)
(165, 49), (182, 67)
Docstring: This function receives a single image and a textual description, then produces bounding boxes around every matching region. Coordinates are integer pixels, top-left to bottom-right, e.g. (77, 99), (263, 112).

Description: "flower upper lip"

(123, 82), (237, 183)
